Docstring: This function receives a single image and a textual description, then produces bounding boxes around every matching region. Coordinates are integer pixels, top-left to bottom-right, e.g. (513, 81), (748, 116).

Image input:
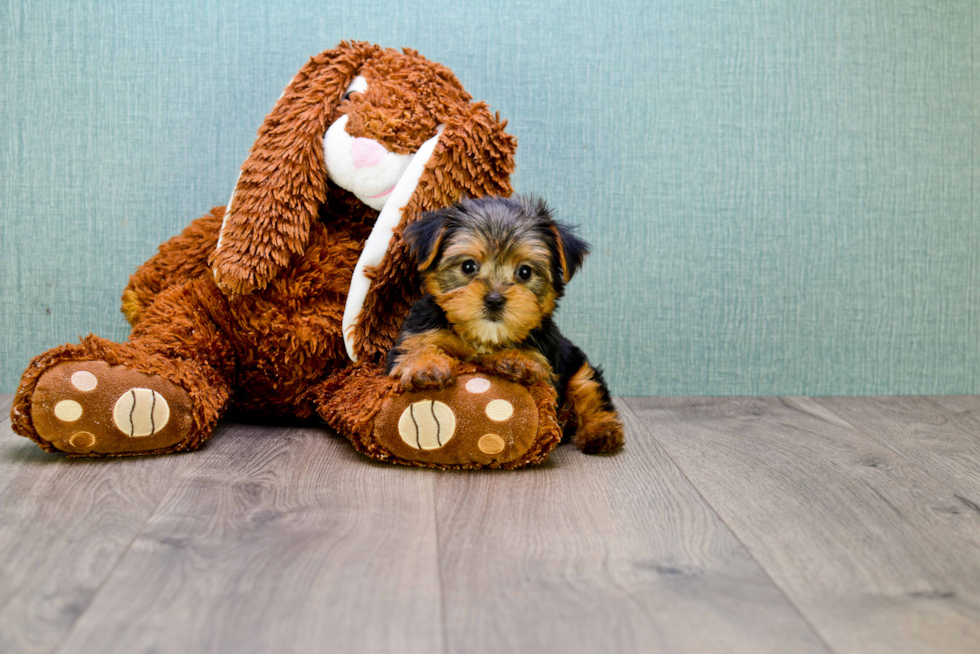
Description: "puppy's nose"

(484, 292), (506, 312)
(350, 138), (387, 169)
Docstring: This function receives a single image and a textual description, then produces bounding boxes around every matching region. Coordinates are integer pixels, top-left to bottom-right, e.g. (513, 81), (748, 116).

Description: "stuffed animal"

(11, 41), (568, 469)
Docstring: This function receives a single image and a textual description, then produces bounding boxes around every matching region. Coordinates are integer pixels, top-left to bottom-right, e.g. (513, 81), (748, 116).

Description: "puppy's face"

(406, 197), (589, 349)
(427, 223), (557, 348)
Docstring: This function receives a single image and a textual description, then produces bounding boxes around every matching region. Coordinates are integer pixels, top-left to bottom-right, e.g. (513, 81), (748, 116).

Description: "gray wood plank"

(0, 396), (183, 654)
(812, 396), (980, 548)
(627, 396), (980, 654)
(54, 421), (444, 654)
(433, 400), (831, 654)
(925, 395), (980, 415)
(1, 394), (13, 422)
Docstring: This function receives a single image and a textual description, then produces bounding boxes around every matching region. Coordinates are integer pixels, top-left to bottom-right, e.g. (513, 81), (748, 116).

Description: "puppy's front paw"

(392, 355), (458, 391)
(479, 350), (552, 386)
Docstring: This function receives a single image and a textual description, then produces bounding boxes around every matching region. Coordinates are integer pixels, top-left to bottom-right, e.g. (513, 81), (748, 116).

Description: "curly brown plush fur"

(14, 42), (552, 465)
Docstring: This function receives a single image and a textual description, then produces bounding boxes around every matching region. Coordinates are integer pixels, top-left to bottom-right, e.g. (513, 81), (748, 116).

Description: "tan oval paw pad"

(465, 377), (491, 394)
(478, 433), (505, 454)
(54, 400), (84, 422)
(397, 400), (456, 450)
(70, 370), (98, 391)
(485, 399), (514, 421)
(113, 389), (170, 437)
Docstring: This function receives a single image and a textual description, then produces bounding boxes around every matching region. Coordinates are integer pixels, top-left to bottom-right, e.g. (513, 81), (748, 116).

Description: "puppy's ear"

(539, 197), (590, 283)
(210, 41), (380, 297)
(404, 209), (452, 270)
(549, 222), (590, 283)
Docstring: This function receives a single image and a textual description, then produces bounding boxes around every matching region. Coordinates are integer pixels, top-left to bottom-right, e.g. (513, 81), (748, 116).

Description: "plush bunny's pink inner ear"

(210, 42), (378, 297)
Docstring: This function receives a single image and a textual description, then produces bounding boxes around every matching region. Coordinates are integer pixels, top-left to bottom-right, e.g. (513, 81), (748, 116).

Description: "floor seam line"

(619, 398), (841, 654)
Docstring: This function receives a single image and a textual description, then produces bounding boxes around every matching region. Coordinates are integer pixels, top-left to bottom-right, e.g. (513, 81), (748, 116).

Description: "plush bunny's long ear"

(343, 102), (516, 362)
(210, 41), (380, 296)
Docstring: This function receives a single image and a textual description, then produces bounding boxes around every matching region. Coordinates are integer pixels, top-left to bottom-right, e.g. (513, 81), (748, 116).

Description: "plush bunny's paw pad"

(30, 361), (193, 455)
(374, 374), (540, 467)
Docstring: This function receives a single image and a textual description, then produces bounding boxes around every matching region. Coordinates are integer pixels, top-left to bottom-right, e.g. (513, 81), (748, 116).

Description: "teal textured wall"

(2, 0), (978, 396)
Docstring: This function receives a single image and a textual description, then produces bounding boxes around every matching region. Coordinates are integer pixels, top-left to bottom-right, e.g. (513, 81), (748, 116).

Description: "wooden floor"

(2, 394), (979, 654)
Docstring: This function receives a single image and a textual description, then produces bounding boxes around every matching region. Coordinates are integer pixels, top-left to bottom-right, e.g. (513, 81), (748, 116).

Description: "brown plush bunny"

(11, 41), (564, 468)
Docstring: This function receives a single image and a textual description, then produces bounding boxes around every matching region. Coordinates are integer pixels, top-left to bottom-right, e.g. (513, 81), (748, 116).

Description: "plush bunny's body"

(12, 42), (564, 468)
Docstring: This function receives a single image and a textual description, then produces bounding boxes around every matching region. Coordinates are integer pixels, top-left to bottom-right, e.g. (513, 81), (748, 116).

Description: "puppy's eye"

(461, 260), (479, 275)
(342, 91), (360, 102)
(517, 265), (533, 281)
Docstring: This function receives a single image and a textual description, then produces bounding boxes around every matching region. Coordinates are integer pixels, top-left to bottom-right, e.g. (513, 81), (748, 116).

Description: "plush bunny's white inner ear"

(342, 125), (445, 362)
(214, 171), (242, 257)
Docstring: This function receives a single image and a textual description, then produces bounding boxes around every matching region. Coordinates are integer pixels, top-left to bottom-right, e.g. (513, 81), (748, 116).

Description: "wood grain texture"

(7, 392), (980, 654)
(432, 400), (830, 654)
(55, 420), (444, 654)
(0, 395), (12, 431)
(0, 396), (183, 654)
(813, 396), (980, 524)
(627, 396), (980, 654)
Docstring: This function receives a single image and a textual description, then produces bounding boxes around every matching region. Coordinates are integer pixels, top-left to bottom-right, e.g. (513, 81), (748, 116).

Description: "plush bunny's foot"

(317, 364), (562, 469)
(28, 361), (194, 456)
(374, 374), (550, 467)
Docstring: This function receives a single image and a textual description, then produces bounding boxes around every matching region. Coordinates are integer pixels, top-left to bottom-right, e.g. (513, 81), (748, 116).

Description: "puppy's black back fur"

(523, 316), (614, 410)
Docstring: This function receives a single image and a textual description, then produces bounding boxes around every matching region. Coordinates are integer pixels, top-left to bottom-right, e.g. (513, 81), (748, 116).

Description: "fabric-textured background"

(2, 0), (977, 396)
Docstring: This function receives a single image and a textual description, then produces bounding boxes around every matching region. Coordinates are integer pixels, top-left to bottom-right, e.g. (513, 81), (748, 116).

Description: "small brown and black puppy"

(386, 195), (624, 453)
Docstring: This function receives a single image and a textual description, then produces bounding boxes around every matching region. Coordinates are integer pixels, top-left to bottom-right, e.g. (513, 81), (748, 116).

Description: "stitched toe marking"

(397, 400), (456, 450)
(113, 388), (170, 437)
(69, 432), (96, 448)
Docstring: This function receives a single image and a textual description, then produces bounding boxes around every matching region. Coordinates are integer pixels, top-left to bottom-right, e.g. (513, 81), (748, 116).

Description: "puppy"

(386, 195), (624, 454)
